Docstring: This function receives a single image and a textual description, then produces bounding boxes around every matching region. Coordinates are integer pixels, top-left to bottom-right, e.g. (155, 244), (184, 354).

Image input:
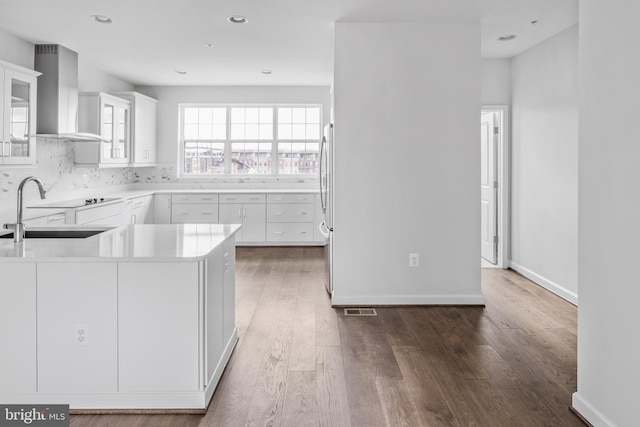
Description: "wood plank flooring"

(70, 247), (584, 427)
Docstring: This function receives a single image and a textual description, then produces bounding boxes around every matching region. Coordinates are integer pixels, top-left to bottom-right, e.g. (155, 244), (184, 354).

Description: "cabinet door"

(2, 69), (37, 165)
(101, 100), (130, 164)
(219, 203), (244, 241)
(37, 263), (118, 393)
(242, 203), (266, 242)
(134, 94), (157, 165)
(0, 264), (36, 393)
(154, 194), (171, 223)
(119, 262), (200, 392)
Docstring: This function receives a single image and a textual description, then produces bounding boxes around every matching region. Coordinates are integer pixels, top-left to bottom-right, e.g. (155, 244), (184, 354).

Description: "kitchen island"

(0, 223), (240, 413)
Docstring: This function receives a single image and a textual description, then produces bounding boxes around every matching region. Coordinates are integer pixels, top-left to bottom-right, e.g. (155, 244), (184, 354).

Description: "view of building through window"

(181, 105), (321, 175)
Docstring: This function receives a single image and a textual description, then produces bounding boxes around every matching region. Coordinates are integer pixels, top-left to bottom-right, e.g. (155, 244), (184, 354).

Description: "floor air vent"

(344, 308), (377, 316)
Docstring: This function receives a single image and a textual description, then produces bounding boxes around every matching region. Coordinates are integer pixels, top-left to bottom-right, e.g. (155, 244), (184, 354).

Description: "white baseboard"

(509, 261), (578, 306)
(331, 293), (485, 306)
(572, 392), (618, 427)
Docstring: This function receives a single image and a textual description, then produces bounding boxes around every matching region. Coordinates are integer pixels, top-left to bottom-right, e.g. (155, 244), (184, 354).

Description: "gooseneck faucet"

(3, 176), (46, 242)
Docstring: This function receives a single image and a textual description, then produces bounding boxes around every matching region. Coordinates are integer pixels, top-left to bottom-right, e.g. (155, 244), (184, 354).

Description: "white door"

(481, 112), (497, 264)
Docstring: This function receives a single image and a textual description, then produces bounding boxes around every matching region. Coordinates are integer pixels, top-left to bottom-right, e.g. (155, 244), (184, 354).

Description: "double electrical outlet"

(409, 253), (419, 267)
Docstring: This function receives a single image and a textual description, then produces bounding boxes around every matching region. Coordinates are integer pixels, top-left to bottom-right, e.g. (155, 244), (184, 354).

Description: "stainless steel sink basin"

(0, 229), (108, 239)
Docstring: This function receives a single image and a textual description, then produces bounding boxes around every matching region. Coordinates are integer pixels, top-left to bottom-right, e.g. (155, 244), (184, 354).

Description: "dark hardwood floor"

(70, 247), (584, 427)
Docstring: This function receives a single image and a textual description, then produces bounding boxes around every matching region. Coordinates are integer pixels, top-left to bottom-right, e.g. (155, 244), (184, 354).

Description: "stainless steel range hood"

(34, 44), (106, 142)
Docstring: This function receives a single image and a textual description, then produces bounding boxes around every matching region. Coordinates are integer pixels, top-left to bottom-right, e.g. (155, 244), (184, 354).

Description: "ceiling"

(0, 0), (577, 87)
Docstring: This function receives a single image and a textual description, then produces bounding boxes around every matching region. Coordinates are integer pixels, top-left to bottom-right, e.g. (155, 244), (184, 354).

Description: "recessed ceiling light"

(90, 15), (112, 24)
(227, 16), (248, 24)
(262, 70), (272, 75)
(205, 43), (214, 48)
(175, 70), (188, 75)
(497, 35), (517, 41)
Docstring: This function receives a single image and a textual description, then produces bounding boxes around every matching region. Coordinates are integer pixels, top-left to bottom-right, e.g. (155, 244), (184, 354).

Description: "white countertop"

(0, 224), (241, 262)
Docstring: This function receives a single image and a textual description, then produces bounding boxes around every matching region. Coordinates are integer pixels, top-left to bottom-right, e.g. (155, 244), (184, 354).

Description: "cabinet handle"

(177, 197), (189, 201)
(243, 207), (247, 217)
(202, 212), (214, 215)
(250, 197), (261, 200)
(134, 202), (144, 207)
(202, 197), (213, 201)
(296, 197), (306, 200)
(296, 231), (308, 234)
(272, 231), (283, 234)
(48, 214), (66, 221)
(273, 197), (283, 201)
(226, 197), (237, 200)
(297, 212), (308, 215)
(273, 212), (283, 215)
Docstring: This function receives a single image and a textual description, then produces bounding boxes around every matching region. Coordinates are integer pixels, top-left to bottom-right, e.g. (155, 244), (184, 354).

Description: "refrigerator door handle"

(319, 135), (327, 213)
(319, 220), (331, 238)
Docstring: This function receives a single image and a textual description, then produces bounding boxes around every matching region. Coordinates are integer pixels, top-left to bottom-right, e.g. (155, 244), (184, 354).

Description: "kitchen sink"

(0, 229), (108, 239)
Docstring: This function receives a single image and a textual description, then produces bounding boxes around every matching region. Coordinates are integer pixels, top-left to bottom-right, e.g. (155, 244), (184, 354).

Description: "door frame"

(481, 105), (510, 269)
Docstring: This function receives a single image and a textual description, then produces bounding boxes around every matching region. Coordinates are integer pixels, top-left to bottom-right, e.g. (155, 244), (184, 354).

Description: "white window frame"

(178, 103), (322, 178)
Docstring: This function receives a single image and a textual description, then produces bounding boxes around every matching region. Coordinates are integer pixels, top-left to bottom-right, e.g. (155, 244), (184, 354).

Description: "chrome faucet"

(3, 176), (46, 242)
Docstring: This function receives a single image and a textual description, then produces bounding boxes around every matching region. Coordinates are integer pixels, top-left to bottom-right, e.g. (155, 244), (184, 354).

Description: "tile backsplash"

(0, 139), (134, 205)
(1, 139), (318, 210)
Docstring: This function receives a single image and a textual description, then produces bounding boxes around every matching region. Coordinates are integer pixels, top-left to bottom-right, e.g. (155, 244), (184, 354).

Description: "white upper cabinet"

(0, 60), (40, 166)
(76, 92), (131, 167)
(111, 91), (158, 167)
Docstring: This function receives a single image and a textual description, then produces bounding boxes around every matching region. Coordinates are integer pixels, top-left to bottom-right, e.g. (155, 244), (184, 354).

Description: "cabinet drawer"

(171, 194), (218, 204)
(266, 223), (314, 242)
(267, 193), (314, 204)
(76, 202), (124, 225)
(171, 204), (219, 223)
(219, 194), (265, 204)
(267, 203), (314, 223)
(47, 213), (67, 225)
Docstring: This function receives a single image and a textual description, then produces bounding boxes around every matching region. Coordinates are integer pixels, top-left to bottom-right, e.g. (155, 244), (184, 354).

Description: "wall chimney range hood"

(34, 44), (106, 142)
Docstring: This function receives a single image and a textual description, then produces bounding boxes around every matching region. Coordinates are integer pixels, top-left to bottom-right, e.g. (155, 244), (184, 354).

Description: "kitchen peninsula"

(0, 223), (240, 412)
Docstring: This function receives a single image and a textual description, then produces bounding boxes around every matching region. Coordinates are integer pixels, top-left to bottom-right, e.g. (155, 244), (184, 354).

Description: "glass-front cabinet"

(76, 92), (130, 167)
(0, 60), (40, 166)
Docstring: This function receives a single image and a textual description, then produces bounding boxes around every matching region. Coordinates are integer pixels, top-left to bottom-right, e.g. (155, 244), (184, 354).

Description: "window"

(180, 104), (322, 176)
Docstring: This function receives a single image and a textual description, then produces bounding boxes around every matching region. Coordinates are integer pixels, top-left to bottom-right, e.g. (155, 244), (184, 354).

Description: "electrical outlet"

(82, 174), (88, 185)
(409, 253), (419, 267)
(74, 324), (89, 346)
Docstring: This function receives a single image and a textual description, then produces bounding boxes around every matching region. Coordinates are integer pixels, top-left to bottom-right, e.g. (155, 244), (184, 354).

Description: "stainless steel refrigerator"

(319, 123), (333, 295)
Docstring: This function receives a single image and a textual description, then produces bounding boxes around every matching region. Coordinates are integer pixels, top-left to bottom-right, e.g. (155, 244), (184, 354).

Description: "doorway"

(481, 105), (509, 269)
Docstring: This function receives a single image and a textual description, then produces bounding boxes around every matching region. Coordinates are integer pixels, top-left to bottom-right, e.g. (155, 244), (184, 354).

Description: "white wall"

(78, 57), (134, 92)
(573, 1), (640, 425)
(481, 59), (510, 105)
(134, 85), (330, 186)
(332, 22), (482, 305)
(509, 25), (579, 303)
(0, 28), (34, 69)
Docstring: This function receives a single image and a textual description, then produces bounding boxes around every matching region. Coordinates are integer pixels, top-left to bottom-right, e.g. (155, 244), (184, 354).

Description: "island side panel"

(223, 237), (236, 345)
(37, 263), (118, 393)
(0, 263), (37, 393)
(205, 246), (224, 386)
(118, 262), (200, 393)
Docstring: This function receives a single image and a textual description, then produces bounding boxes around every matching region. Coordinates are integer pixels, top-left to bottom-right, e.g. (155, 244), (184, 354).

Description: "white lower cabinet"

(154, 194), (172, 224)
(131, 195), (154, 224)
(118, 262), (200, 392)
(37, 263), (118, 393)
(165, 191), (324, 245)
(219, 194), (265, 243)
(0, 263), (36, 393)
(171, 194), (219, 224)
(266, 194), (316, 243)
(76, 202), (127, 226)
